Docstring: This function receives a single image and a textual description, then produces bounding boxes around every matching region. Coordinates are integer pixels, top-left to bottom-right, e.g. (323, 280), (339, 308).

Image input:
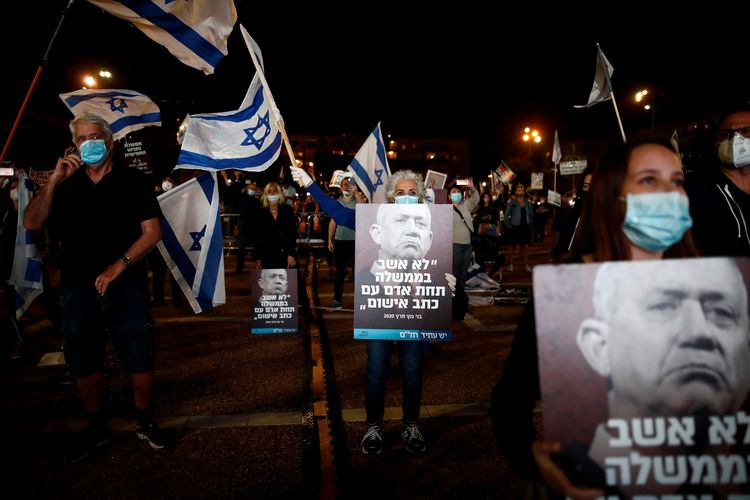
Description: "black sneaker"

(360, 423), (384, 455)
(135, 421), (170, 449)
(402, 423), (426, 453)
(65, 427), (112, 463)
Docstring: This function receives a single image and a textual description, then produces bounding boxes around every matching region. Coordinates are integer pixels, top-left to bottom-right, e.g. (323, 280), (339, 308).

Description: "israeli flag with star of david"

(346, 123), (392, 203)
(175, 26), (282, 173)
(59, 89), (162, 141)
(156, 172), (225, 314)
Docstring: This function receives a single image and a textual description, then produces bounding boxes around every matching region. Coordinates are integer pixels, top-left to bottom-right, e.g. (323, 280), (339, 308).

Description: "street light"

(634, 88), (655, 135)
(522, 127), (542, 166)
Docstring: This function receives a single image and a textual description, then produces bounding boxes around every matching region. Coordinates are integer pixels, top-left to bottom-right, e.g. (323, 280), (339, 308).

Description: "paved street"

(0, 241), (553, 498)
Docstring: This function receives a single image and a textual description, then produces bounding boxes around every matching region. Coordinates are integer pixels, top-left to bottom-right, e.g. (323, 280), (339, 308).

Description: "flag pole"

(241, 26), (297, 172)
(0, 0), (75, 162)
(610, 93), (627, 144)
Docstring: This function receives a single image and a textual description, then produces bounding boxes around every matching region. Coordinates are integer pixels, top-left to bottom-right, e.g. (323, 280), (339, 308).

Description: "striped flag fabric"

(86, 0), (237, 75)
(346, 123), (392, 203)
(156, 172), (225, 313)
(175, 25), (283, 172)
(59, 89), (161, 141)
(574, 44), (614, 109)
(8, 176), (43, 319)
(494, 162), (516, 186)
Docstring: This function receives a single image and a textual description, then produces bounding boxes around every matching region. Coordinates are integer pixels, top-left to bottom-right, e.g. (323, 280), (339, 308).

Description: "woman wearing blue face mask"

(491, 138), (699, 500)
(253, 182), (299, 270)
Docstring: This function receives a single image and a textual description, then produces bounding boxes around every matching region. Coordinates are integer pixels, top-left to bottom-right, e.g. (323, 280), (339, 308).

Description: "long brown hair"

(570, 138), (699, 262)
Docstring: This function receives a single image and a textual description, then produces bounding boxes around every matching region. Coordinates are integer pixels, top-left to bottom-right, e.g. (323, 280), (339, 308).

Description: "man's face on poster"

(258, 269), (288, 295)
(582, 259), (750, 418)
(370, 204), (433, 261)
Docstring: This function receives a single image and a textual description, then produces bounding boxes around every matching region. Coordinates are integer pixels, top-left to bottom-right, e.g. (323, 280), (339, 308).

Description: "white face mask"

(247, 189), (256, 196)
(266, 194), (280, 203)
(718, 133), (750, 168)
(341, 191), (354, 200)
(161, 180), (173, 191)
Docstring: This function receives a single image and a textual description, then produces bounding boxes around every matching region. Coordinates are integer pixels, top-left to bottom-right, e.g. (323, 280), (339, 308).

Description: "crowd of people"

(1, 102), (749, 497)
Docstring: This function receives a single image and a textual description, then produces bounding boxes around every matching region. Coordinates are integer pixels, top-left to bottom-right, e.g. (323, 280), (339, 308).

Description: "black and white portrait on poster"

(354, 203), (452, 341)
(533, 257), (750, 498)
(250, 268), (298, 334)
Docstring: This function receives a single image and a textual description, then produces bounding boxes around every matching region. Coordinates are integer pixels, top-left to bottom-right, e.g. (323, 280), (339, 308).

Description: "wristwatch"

(119, 255), (132, 267)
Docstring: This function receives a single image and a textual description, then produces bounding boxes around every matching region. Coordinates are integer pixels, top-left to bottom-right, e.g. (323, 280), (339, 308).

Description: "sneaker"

(329, 300), (342, 310)
(507, 263), (514, 272)
(524, 265), (532, 273)
(65, 427), (112, 463)
(360, 423), (384, 454)
(135, 421), (170, 449)
(402, 423), (426, 453)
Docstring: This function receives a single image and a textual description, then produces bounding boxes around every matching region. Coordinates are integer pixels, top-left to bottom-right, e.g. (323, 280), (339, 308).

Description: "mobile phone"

(0, 167), (13, 176)
(456, 179), (469, 186)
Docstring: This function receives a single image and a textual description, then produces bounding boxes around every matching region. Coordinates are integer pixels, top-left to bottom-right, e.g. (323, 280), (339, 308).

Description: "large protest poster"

(250, 268), (298, 334)
(534, 257), (750, 497)
(354, 204), (452, 341)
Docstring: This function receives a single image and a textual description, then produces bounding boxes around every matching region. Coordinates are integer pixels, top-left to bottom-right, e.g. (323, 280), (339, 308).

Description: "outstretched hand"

(290, 166), (313, 188)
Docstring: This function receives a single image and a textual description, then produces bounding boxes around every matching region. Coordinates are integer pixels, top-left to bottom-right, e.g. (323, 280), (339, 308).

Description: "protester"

(491, 138), (699, 498)
(23, 113), (168, 462)
(504, 183), (533, 272)
(686, 105), (750, 256)
(449, 179), (479, 320)
(327, 176), (359, 309)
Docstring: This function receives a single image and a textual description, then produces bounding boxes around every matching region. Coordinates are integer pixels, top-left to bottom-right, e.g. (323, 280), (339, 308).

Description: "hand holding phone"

(456, 179), (469, 186)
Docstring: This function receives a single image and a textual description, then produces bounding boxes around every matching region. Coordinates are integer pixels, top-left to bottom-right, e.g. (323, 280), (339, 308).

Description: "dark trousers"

(365, 339), (423, 424)
(332, 239), (355, 303)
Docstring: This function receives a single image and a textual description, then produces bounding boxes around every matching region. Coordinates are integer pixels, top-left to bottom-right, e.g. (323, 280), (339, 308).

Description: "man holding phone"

(24, 113), (167, 462)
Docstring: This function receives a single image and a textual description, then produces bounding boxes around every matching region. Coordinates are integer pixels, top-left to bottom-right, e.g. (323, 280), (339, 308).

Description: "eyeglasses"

(717, 126), (750, 141)
(74, 133), (108, 145)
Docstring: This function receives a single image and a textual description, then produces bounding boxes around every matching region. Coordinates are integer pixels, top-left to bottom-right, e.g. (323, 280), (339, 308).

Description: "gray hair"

(69, 113), (113, 142)
(385, 169), (426, 203)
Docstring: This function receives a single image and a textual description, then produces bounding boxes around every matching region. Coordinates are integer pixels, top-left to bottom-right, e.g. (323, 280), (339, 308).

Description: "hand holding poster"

(533, 257), (750, 497)
(354, 204), (453, 341)
(250, 268), (298, 334)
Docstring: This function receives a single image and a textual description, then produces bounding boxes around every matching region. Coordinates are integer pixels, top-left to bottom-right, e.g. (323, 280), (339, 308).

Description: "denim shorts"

(62, 278), (154, 377)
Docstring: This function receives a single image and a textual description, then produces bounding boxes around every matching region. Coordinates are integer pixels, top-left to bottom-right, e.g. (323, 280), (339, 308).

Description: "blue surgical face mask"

(394, 195), (419, 204)
(266, 194), (280, 203)
(622, 192), (693, 252)
(79, 139), (108, 167)
(450, 192), (463, 203)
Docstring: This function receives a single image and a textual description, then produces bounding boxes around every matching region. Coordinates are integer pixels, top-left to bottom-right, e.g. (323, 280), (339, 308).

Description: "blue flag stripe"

(192, 86), (264, 123)
(159, 215), (197, 288)
(120, 0), (226, 69)
(177, 132), (282, 169)
(110, 112), (161, 135)
(61, 90), (145, 108)
(348, 159), (376, 197)
(196, 209), (223, 310)
(374, 130), (388, 171)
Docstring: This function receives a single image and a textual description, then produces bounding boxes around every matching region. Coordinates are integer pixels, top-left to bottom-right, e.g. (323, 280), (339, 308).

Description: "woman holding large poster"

(491, 138), (701, 498)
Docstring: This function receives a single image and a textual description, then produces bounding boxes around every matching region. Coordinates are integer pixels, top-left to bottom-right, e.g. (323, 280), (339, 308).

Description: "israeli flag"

(347, 123), (392, 203)
(156, 172), (225, 314)
(59, 89), (162, 141)
(8, 176), (43, 319)
(175, 26), (283, 172)
(86, 0), (237, 75)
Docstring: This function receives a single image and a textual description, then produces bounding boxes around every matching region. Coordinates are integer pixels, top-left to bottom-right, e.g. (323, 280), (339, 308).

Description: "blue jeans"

(365, 339), (423, 424)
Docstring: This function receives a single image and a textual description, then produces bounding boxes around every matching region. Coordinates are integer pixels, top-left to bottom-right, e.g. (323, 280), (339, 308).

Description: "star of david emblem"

(107, 98), (128, 113)
(241, 111), (271, 149)
(189, 225), (207, 251)
(373, 168), (385, 189)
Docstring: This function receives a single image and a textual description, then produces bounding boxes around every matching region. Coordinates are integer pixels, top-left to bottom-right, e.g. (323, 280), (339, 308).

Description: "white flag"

(552, 130), (562, 164)
(8, 176), (43, 319)
(574, 44), (614, 109)
(670, 129), (680, 155)
(346, 123), (392, 203)
(59, 89), (161, 141)
(156, 172), (225, 314)
(175, 26), (282, 172)
(87, 0), (236, 75)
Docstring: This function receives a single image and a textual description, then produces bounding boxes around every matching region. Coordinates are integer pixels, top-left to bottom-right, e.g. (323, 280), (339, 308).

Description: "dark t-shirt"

(49, 165), (161, 288)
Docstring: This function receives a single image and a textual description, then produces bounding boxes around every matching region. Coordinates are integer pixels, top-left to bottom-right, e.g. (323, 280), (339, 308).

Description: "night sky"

(3, 2), (749, 178)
